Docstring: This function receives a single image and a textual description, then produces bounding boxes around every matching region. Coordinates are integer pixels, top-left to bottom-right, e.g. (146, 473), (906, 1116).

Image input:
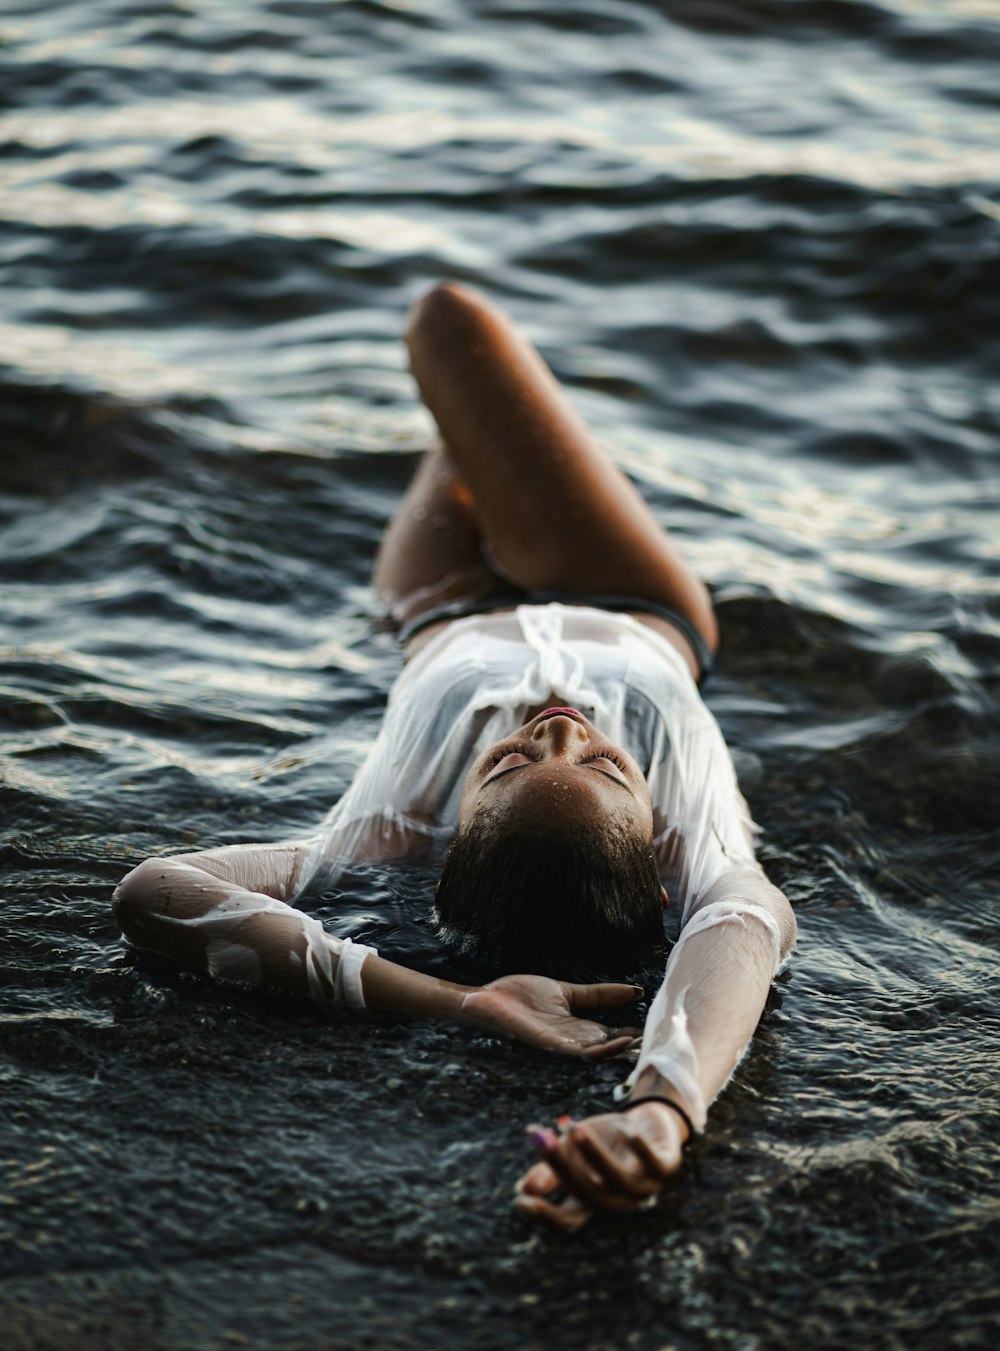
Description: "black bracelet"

(617, 1094), (696, 1140)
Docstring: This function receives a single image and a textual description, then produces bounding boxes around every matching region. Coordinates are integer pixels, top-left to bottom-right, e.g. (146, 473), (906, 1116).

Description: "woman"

(113, 283), (795, 1231)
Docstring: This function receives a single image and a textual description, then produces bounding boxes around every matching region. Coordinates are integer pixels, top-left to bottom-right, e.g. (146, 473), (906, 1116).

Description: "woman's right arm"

(112, 842), (373, 1005)
(112, 847), (642, 1053)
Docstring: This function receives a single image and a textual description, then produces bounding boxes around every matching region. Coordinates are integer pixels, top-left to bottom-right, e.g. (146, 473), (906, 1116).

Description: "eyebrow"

(484, 761), (632, 793)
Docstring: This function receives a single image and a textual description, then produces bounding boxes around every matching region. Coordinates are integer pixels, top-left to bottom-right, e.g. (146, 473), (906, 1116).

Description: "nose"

(529, 715), (590, 755)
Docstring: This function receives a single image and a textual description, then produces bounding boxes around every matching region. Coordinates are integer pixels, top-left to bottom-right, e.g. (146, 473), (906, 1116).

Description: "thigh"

(405, 284), (717, 653)
(372, 447), (509, 628)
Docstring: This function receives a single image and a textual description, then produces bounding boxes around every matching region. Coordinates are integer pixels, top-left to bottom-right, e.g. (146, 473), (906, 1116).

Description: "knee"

(407, 281), (489, 350)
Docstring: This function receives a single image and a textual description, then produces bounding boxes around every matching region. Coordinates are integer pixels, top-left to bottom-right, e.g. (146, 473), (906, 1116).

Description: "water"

(2, 1), (998, 1347)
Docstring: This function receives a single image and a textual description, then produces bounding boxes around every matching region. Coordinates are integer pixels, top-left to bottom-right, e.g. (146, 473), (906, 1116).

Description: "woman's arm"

(112, 843), (370, 1004)
(113, 847), (642, 1056)
(514, 868), (795, 1228)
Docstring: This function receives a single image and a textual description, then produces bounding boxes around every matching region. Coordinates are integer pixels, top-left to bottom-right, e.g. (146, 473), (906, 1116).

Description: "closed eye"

(580, 750), (628, 772)
(483, 753), (632, 790)
(578, 754), (630, 784)
(486, 742), (539, 768)
(483, 749), (539, 783)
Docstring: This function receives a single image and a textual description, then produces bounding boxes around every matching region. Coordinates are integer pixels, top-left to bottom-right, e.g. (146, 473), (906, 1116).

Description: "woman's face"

(458, 707), (654, 838)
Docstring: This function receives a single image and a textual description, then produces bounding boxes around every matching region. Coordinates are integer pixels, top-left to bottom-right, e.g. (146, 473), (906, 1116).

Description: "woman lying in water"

(113, 282), (795, 1231)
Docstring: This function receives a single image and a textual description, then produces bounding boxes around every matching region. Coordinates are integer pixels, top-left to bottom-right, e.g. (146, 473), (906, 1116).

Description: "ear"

(661, 885), (669, 910)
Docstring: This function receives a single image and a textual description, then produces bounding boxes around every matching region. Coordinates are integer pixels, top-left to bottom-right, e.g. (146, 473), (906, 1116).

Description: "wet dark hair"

(434, 809), (667, 980)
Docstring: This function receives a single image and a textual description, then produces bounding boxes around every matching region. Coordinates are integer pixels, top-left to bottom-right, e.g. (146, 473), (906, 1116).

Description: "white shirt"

(301, 602), (761, 924)
(116, 601), (791, 1126)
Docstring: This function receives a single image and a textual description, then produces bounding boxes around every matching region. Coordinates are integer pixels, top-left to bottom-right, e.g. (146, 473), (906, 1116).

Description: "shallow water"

(2, 1), (999, 1348)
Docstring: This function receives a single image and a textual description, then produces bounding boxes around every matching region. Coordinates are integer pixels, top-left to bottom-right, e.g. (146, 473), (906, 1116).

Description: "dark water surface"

(2, 1), (999, 1347)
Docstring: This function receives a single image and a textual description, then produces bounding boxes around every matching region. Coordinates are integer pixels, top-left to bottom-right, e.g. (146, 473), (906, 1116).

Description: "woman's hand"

(458, 974), (642, 1058)
(512, 1100), (688, 1231)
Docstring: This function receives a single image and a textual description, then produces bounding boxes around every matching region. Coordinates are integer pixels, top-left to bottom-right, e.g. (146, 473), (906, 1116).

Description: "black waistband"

(396, 590), (715, 684)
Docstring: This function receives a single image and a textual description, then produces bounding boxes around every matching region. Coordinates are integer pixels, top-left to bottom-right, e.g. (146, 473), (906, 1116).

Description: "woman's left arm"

(514, 869), (795, 1229)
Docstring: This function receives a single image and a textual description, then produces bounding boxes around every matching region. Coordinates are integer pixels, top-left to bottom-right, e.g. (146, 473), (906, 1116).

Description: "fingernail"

(527, 1127), (557, 1154)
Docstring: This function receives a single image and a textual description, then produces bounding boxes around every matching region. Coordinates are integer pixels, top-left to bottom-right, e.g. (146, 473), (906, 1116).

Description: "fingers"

(563, 981), (644, 1011)
(514, 1113), (686, 1230)
(516, 1145), (594, 1232)
(516, 1159), (558, 1196)
(532, 1127), (645, 1213)
(514, 1153), (593, 1232)
(571, 1124), (662, 1200)
(575, 1032), (642, 1060)
(628, 1124), (684, 1179)
(523, 1115), (675, 1215)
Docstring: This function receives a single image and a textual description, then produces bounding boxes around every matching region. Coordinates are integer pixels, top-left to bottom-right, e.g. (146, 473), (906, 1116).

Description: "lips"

(535, 707), (585, 723)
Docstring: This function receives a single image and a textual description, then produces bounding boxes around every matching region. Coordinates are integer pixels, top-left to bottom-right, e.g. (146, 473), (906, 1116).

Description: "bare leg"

(373, 447), (509, 629)
(377, 283), (717, 655)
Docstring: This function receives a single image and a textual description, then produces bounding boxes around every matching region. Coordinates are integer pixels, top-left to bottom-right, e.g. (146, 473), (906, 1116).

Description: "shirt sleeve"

(112, 844), (378, 1009)
(622, 651), (796, 1129)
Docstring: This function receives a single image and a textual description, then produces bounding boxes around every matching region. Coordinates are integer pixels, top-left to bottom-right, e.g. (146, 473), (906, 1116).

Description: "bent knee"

(407, 280), (497, 350)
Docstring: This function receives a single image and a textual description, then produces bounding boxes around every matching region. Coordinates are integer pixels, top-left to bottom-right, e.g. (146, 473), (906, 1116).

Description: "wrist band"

(617, 1094), (696, 1140)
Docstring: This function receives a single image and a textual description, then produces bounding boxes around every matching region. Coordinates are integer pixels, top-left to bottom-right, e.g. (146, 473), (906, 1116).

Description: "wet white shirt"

(301, 602), (761, 918)
(117, 602), (791, 1130)
(302, 603), (791, 1129)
